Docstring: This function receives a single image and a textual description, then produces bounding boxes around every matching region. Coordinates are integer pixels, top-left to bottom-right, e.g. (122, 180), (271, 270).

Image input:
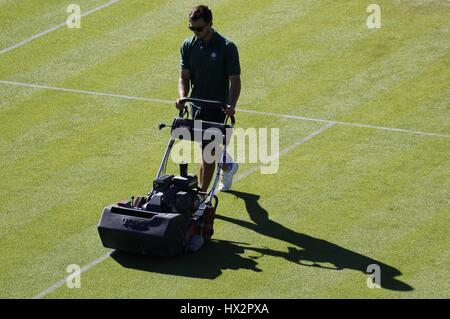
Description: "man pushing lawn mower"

(176, 5), (241, 192)
(97, 5), (241, 257)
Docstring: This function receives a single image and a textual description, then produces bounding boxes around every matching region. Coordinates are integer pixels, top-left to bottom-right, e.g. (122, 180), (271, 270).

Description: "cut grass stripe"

(32, 252), (111, 299)
(0, 0), (120, 55)
(0, 0), (107, 47)
(59, 0), (273, 96)
(233, 122), (336, 181)
(0, 0), (172, 81)
(0, 100), (170, 238)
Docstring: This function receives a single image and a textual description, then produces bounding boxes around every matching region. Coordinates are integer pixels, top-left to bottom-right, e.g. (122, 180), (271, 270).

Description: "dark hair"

(189, 5), (212, 23)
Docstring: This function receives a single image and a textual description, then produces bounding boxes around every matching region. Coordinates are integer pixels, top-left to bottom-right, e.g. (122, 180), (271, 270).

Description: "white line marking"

(31, 123), (333, 299)
(0, 0), (120, 55)
(32, 252), (111, 299)
(1, 79), (449, 139)
(238, 109), (450, 139)
(0, 80), (171, 104)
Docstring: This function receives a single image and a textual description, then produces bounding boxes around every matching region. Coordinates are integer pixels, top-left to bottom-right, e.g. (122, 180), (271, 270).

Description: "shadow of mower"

(111, 238), (263, 279)
(111, 190), (413, 291)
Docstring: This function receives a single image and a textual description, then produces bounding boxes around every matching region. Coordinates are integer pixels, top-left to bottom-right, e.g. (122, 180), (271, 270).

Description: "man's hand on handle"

(175, 98), (187, 110)
(224, 105), (235, 117)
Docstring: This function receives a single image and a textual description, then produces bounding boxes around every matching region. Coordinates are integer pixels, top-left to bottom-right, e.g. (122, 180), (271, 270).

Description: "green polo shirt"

(180, 30), (240, 104)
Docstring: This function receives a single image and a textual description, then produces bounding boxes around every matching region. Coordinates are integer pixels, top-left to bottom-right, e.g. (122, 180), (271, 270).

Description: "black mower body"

(98, 205), (188, 257)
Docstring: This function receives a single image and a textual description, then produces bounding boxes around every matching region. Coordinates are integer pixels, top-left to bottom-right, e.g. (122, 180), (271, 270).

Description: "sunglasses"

(189, 24), (207, 32)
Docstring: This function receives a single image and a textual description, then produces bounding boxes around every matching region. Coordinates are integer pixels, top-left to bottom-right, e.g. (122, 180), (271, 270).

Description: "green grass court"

(0, 0), (449, 298)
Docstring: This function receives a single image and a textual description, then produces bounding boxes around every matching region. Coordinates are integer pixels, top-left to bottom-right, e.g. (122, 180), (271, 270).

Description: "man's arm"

(176, 69), (191, 109)
(226, 75), (241, 116)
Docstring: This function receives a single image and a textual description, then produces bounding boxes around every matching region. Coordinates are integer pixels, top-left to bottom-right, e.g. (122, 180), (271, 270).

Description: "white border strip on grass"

(0, 80), (171, 104)
(31, 122), (334, 299)
(237, 109), (450, 139)
(0, 0), (120, 55)
(1, 79), (449, 139)
(32, 252), (111, 299)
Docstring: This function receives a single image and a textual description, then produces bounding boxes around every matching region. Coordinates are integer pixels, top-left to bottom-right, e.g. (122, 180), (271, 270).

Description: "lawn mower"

(97, 97), (235, 257)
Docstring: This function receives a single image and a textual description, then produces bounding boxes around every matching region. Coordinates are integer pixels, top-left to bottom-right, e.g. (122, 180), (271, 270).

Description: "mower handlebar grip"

(178, 97), (225, 106)
(178, 97), (236, 126)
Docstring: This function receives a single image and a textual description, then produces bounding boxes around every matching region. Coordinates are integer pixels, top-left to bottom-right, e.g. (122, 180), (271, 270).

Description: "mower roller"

(97, 98), (235, 257)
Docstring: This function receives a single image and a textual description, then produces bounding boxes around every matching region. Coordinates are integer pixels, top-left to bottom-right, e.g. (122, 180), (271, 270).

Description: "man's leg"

(199, 141), (218, 192)
(199, 150), (238, 192)
(218, 149), (239, 192)
(199, 159), (216, 192)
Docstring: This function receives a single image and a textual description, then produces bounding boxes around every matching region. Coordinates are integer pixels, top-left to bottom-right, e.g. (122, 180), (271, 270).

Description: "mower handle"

(179, 97), (227, 106)
(177, 97), (235, 126)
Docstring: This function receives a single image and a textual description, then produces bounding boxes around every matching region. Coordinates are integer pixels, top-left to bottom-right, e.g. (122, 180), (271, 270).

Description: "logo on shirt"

(210, 52), (217, 61)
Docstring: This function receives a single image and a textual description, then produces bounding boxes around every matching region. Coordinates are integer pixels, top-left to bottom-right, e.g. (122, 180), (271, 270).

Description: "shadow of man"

(111, 238), (262, 279)
(218, 190), (413, 291)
